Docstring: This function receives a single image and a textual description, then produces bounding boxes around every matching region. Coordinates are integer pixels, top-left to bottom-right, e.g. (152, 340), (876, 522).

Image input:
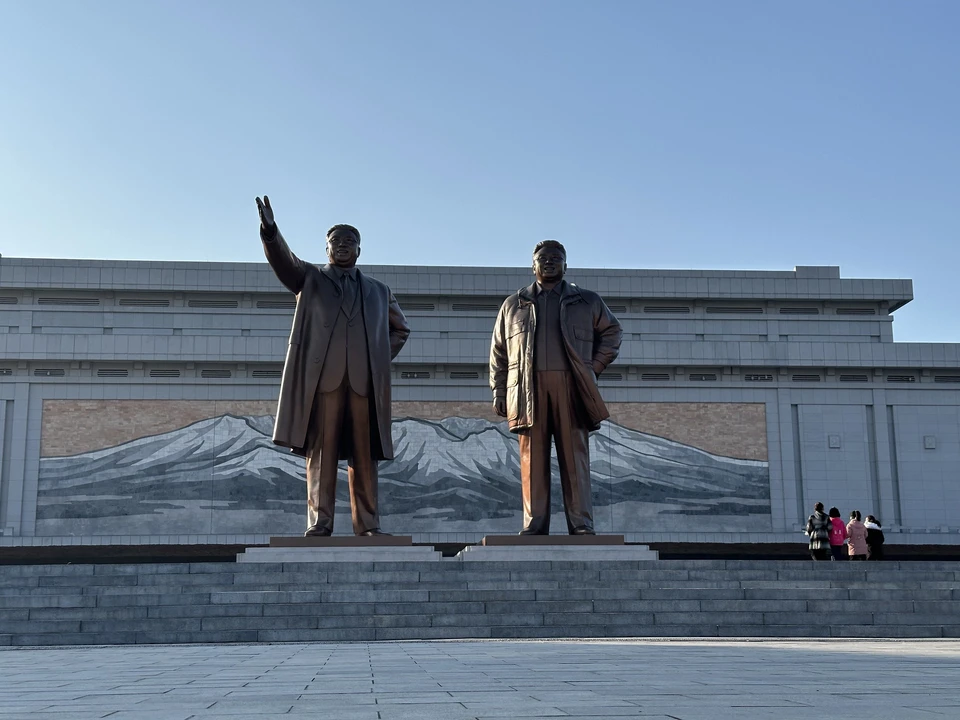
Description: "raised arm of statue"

(256, 195), (307, 294)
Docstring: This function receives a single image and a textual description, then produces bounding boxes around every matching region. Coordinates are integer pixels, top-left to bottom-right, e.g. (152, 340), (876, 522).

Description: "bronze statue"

(256, 196), (410, 537)
(490, 241), (622, 535)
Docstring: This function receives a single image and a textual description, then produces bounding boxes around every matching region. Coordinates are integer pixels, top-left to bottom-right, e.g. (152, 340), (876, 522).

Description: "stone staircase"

(1, 558), (958, 645)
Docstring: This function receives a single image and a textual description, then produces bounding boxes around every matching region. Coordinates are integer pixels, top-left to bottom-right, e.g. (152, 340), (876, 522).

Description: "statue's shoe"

(304, 525), (332, 537)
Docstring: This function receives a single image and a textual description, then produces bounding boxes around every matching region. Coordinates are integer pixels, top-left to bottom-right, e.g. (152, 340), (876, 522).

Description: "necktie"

(341, 273), (356, 312)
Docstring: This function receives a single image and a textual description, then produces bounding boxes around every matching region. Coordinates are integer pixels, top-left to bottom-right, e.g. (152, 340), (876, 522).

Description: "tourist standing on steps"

(828, 506), (847, 561)
(846, 510), (868, 561)
(805, 502), (831, 561)
(865, 515), (885, 561)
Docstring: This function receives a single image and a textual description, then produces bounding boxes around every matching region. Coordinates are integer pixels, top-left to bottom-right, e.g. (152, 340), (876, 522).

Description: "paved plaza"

(2, 640), (960, 719)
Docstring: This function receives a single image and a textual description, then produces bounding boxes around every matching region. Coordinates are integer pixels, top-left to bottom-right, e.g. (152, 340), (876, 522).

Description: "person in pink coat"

(846, 510), (868, 560)
(828, 507), (848, 561)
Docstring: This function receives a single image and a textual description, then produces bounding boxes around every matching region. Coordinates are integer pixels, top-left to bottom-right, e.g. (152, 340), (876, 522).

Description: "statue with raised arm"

(256, 196), (410, 537)
(490, 240), (622, 535)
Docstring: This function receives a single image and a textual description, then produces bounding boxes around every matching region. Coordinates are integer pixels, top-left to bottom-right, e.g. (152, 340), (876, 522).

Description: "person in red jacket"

(828, 507), (848, 561)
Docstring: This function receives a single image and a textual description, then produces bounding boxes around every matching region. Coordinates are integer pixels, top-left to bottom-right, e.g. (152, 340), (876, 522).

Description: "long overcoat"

(805, 511), (832, 551)
(846, 519), (868, 556)
(262, 227), (410, 458)
(489, 281), (622, 432)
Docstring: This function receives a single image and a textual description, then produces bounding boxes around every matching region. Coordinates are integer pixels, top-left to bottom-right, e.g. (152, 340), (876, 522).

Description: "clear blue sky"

(1, 1), (958, 341)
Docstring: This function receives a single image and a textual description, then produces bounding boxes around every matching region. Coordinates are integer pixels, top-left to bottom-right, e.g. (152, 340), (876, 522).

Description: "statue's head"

(326, 224), (361, 268)
(532, 240), (567, 284)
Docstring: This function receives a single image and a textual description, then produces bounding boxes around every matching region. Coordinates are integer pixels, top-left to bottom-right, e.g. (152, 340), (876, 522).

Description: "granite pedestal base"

(237, 535), (442, 562)
(457, 535), (659, 561)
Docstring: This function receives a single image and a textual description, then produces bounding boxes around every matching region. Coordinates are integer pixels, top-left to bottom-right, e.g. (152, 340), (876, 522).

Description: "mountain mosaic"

(36, 414), (770, 535)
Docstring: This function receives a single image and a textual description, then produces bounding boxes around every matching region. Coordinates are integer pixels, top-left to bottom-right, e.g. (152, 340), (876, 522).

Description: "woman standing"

(828, 507), (848, 561)
(865, 515), (885, 561)
(846, 510), (868, 561)
(805, 502), (832, 561)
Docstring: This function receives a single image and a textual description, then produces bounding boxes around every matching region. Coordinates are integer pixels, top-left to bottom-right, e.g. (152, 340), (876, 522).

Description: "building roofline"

(0, 258), (913, 309)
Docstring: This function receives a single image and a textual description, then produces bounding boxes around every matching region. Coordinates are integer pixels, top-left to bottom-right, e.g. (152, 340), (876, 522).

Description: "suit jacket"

(490, 281), (621, 432)
(318, 273), (370, 395)
(262, 226), (410, 458)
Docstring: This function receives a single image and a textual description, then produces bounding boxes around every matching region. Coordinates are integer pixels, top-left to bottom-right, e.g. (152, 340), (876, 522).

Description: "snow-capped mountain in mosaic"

(37, 414), (769, 525)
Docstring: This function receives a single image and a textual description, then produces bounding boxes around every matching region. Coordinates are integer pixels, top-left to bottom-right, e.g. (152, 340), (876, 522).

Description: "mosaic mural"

(37, 400), (771, 536)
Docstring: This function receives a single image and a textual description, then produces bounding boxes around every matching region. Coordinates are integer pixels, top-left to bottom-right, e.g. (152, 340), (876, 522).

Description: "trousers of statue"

(304, 378), (379, 536)
(304, 285), (379, 534)
(517, 370), (593, 534)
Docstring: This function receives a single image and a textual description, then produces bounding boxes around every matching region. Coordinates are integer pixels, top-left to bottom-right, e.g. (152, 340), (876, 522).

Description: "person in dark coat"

(256, 196), (410, 537)
(805, 502), (831, 561)
(864, 515), (885, 561)
(490, 240), (622, 535)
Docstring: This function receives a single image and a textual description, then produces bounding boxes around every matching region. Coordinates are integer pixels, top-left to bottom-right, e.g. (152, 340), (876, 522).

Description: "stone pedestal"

(456, 535), (659, 561)
(481, 534), (626, 546)
(236, 535), (442, 562)
(269, 536), (414, 547)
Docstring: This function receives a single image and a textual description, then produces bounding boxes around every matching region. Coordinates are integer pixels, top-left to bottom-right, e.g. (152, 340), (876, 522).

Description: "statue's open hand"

(493, 397), (507, 418)
(256, 196), (275, 229)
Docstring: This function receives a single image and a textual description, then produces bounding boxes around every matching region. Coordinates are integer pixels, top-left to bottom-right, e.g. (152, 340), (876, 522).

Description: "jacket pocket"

(507, 320), (527, 338)
(506, 321), (527, 362)
(507, 386), (521, 421)
(572, 326), (593, 362)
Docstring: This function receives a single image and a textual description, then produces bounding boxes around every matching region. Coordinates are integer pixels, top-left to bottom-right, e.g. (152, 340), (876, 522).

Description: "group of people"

(805, 502), (885, 561)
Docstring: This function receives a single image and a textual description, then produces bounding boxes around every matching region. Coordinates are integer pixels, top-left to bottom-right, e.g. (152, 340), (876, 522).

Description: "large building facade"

(1, 257), (958, 546)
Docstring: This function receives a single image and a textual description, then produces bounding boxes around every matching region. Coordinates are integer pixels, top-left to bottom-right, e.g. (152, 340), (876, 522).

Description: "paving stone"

(96, 592), (212, 607)
(535, 588), (641, 601)
(374, 626), (493, 640)
(428, 589), (537, 602)
(806, 599), (915, 613)
(762, 611), (875, 625)
(0, 564), (93, 577)
(640, 588), (744, 600)
(135, 630), (260, 644)
(37, 574), (138, 587)
(740, 587), (839, 601)
(830, 625), (947, 638)
(28, 606), (149, 621)
(92, 562), (187, 576)
(261, 602), (377, 617)
(1, 620), (81, 634)
(201, 615), (319, 631)
(485, 599), (594, 614)
(146, 603), (264, 619)
(255, 628), (376, 642)
(874, 612), (960, 625)
(716, 624), (824, 637)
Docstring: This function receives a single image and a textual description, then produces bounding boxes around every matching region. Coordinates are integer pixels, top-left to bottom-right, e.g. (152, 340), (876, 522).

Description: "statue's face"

(326, 228), (361, 268)
(533, 246), (566, 284)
